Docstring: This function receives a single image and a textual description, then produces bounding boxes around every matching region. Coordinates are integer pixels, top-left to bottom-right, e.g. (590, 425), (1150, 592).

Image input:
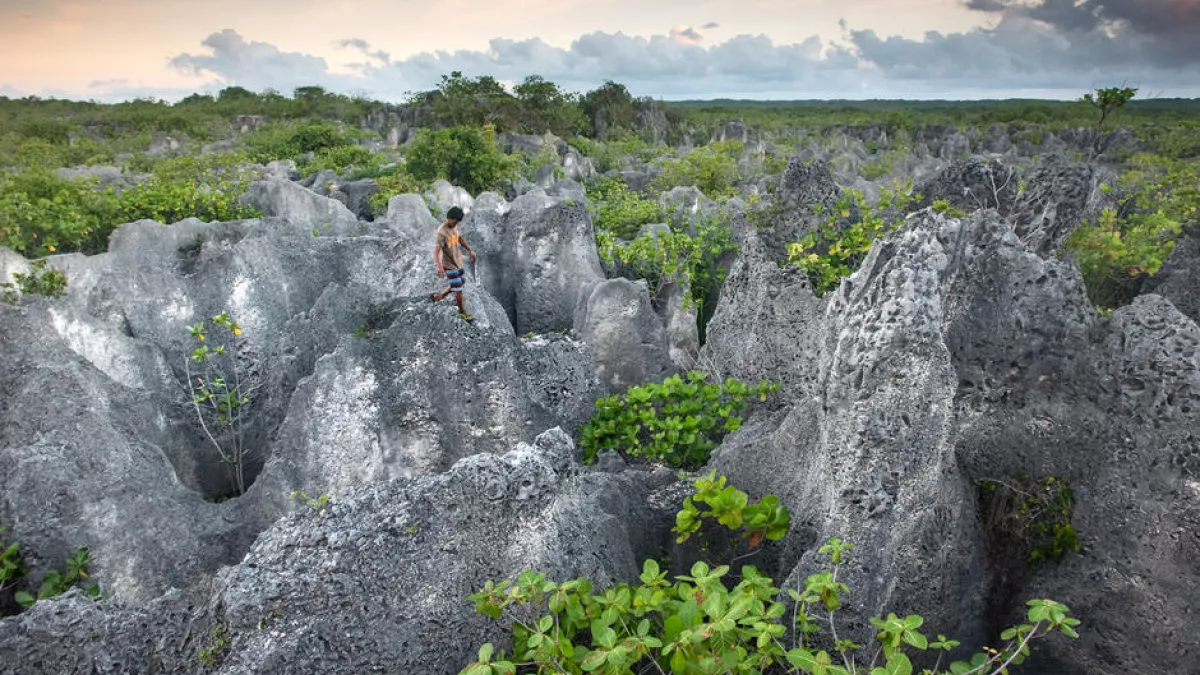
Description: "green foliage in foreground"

(579, 371), (779, 469)
(1, 259), (68, 304)
(1064, 155), (1199, 310)
(786, 184), (922, 295)
(461, 475), (1080, 675)
(1, 528), (100, 617)
(186, 312), (256, 497)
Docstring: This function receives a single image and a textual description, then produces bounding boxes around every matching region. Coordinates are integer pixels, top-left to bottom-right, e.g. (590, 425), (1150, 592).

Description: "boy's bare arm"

(459, 236), (476, 261)
(433, 245), (444, 275)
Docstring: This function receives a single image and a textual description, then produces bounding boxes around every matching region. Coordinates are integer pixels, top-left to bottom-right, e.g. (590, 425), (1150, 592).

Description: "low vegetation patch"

(579, 371), (779, 469)
(461, 473), (1081, 675)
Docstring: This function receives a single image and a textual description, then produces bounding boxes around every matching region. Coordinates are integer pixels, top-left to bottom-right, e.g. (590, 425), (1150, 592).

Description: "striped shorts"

(446, 267), (465, 293)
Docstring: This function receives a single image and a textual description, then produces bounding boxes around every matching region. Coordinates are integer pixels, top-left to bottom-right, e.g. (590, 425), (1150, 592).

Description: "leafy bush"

(404, 124), (517, 195)
(673, 470), (791, 549)
(860, 147), (909, 181)
(186, 312), (258, 496)
(1, 259), (68, 304)
(0, 153), (261, 258)
(1063, 156), (1198, 310)
(787, 184), (922, 295)
(655, 142), (742, 198)
(0, 170), (119, 256)
(0, 528), (27, 614)
(978, 475), (1082, 567)
(579, 371), (778, 469)
(15, 547), (100, 610)
(239, 120), (361, 164)
(303, 144), (384, 179)
(587, 176), (663, 240)
(461, 477), (1080, 675)
(117, 153), (263, 225)
(595, 212), (738, 341)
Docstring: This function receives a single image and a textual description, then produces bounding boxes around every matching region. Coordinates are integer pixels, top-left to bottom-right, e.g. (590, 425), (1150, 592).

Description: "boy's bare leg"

(454, 292), (468, 316)
(432, 286), (451, 301)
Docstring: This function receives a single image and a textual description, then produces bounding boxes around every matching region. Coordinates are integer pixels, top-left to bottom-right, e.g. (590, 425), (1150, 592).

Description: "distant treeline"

(2, 72), (1198, 151)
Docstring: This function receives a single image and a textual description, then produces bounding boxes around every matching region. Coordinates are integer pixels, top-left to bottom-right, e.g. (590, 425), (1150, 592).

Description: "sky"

(0, 0), (1198, 102)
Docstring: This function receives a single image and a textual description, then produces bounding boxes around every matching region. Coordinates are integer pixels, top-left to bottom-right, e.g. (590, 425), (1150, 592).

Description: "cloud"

(702, 22), (720, 29)
(170, 28), (333, 93)
(669, 25), (704, 44)
(89, 78), (130, 89)
(166, 27), (865, 99)
(843, 1), (1200, 93)
(960, 0), (1200, 66)
(338, 38), (391, 67)
(0, 83), (23, 98)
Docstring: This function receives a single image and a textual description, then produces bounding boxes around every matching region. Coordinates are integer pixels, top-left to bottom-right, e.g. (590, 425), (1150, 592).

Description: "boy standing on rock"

(430, 206), (477, 322)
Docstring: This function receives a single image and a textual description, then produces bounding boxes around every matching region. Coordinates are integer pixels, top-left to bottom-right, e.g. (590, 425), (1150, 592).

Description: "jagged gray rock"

(705, 207), (1200, 674)
(489, 188), (607, 335)
(0, 588), (197, 675)
(573, 277), (676, 393)
(203, 429), (679, 675)
(700, 225), (825, 398)
(424, 179), (474, 218)
(915, 156), (1020, 215)
(237, 178), (362, 234)
(1142, 225), (1200, 324)
(339, 178), (382, 221)
(0, 209), (608, 607)
(1012, 153), (1114, 256)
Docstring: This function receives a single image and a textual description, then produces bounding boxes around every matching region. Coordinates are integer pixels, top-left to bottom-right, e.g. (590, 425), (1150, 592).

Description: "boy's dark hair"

(446, 206), (464, 222)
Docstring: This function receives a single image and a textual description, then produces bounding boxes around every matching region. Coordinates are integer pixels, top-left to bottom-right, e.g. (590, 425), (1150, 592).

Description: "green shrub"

(0, 528), (27, 614)
(303, 144), (383, 179)
(404, 124), (517, 195)
(587, 176), (663, 240)
(368, 169), (428, 216)
(579, 371), (779, 469)
(1, 259), (68, 304)
(1064, 156), (1198, 310)
(117, 156), (262, 226)
(787, 183), (922, 295)
(673, 470), (791, 549)
(14, 547), (100, 610)
(461, 477), (1080, 675)
(239, 120), (360, 164)
(931, 199), (967, 219)
(595, 211), (737, 340)
(186, 312), (257, 496)
(655, 142), (741, 198)
(0, 170), (118, 256)
(978, 475), (1082, 567)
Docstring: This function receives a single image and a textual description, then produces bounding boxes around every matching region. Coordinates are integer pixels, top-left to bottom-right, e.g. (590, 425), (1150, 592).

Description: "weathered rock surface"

(704, 207), (1200, 674)
(0, 201), (605, 606)
(475, 188), (607, 335)
(424, 179), (475, 219)
(915, 156), (1020, 215)
(205, 429), (678, 675)
(237, 178), (361, 234)
(1142, 225), (1200, 324)
(573, 278), (675, 393)
(1012, 154), (1114, 256)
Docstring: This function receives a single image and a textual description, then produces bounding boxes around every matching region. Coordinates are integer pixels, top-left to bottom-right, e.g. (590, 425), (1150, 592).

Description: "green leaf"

(580, 648), (607, 672)
(477, 643), (494, 663)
